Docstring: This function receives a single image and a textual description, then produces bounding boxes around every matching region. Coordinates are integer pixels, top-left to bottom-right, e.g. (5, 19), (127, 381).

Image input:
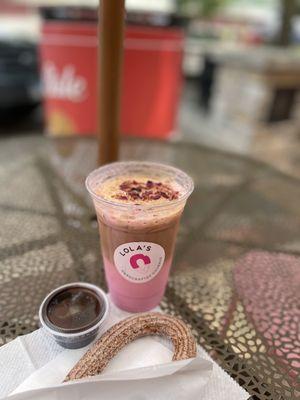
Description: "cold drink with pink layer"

(86, 161), (193, 312)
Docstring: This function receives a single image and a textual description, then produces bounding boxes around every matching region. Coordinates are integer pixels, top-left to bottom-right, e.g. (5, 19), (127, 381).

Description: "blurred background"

(1, 0), (300, 177)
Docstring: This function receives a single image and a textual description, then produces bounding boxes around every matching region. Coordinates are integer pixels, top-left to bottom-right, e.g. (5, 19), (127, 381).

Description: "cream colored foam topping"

(95, 175), (183, 205)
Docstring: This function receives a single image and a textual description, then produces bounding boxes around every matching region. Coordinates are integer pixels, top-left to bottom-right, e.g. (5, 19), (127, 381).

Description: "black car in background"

(0, 39), (41, 125)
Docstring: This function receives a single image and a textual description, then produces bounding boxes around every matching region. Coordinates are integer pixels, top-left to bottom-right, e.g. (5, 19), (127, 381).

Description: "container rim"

(39, 282), (109, 338)
(85, 161), (194, 210)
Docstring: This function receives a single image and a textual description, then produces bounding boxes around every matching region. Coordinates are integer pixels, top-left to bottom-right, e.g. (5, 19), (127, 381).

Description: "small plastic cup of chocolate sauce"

(39, 282), (109, 349)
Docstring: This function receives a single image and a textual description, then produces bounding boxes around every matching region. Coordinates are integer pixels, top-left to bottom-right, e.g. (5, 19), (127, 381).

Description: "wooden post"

(277, 0), (296, 46)
(98, 0), (125, 165)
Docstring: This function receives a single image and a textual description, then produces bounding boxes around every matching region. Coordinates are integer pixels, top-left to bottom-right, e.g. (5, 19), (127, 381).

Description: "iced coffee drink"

(86, 162), (193, 312)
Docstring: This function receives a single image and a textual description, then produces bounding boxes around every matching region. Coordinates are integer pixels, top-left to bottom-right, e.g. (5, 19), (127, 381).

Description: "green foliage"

(177, 0), (232, 17)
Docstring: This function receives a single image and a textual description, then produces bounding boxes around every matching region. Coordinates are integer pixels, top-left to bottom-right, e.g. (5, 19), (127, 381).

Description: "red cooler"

(40, 21), (184, 139)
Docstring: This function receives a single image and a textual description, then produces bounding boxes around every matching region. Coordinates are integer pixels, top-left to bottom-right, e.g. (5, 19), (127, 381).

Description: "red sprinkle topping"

(114, 180), (179, 202)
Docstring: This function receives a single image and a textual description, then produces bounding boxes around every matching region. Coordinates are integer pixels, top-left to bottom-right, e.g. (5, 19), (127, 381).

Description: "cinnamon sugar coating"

(64, 312), (197, 382)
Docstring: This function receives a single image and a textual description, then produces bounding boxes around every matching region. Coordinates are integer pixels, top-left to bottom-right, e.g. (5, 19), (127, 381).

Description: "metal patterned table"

(0, 134), (299, 400)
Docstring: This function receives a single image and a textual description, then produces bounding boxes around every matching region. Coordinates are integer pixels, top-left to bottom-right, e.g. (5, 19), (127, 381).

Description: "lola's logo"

(114, 242), (165, 283)
(43, 61), (87, 102)
(130, 254), (151, 269)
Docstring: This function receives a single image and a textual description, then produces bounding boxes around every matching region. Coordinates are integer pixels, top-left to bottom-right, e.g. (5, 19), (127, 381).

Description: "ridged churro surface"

(64, 312), (197, 382)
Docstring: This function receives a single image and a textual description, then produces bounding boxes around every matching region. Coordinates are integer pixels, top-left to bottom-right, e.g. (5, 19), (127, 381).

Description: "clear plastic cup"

(39, 282), (109, 349)
(86, 161), (193, 312)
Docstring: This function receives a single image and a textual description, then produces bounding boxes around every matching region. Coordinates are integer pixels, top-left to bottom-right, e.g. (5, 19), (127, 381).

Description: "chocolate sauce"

(45, 287), (104, 333)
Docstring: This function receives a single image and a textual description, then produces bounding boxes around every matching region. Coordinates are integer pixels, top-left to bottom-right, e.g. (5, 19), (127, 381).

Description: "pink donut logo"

(130, 254), (151, 269)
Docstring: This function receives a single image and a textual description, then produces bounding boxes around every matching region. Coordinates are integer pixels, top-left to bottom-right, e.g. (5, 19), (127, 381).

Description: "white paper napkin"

(0, 302), (249, 400)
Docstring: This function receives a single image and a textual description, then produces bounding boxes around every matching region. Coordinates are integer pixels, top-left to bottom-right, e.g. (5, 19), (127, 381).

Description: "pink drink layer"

(86, 163), (193, 313)
(103, 257), (172, 312)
